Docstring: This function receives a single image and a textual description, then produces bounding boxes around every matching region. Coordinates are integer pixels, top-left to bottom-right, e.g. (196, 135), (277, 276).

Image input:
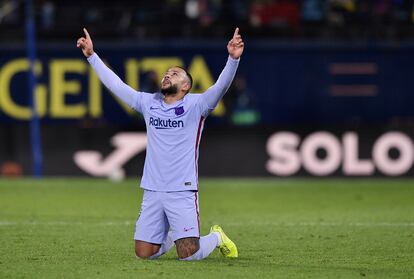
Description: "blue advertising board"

(1, 41), (414, 126)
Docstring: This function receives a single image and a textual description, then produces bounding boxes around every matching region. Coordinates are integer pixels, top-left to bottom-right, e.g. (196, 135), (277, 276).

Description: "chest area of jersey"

(146, 101), (195, 131)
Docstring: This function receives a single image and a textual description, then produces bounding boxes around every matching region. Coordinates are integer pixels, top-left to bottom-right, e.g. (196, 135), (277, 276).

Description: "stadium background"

(1, 0), (414, 178)
(1, 1), (414, 278)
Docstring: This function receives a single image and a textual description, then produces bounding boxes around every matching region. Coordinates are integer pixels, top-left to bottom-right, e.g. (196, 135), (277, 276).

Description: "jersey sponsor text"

(149, 116), (184, 129)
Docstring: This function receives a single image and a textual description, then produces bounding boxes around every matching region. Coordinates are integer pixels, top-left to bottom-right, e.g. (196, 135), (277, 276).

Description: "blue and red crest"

(175, 106), (184, 116)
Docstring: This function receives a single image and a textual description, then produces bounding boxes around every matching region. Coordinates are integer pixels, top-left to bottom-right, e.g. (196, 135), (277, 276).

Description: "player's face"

(161, 67), (187, 95)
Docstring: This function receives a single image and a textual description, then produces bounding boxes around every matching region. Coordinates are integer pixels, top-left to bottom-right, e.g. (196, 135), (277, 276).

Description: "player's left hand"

(227, 27), (244, 59)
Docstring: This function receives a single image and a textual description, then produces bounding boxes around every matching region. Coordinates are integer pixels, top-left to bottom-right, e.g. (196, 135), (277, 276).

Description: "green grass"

(0, 178), (413, 278)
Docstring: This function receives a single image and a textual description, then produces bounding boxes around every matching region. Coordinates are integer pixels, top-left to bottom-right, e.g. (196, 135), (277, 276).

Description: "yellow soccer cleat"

(210, 225), (238, 258)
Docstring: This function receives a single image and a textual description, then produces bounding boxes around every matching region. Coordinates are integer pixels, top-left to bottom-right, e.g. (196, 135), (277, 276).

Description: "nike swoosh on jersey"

(184, 227), (195, 232)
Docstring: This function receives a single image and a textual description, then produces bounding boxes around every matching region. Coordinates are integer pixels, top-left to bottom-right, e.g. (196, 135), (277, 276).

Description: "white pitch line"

(0, 221), (413, 227)
(228, 221), (414, 227)
(0, 221), (134, 226)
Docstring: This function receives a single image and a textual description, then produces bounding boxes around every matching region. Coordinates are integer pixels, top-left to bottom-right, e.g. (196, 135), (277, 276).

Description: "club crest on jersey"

(175, 106), (184, 116)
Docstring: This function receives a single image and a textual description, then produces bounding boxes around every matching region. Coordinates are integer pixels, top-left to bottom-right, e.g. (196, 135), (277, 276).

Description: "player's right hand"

(77, 28), (94, 58)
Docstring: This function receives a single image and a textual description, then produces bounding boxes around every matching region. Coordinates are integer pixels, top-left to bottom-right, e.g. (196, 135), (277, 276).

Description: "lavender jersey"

(88, 53), (239, 191)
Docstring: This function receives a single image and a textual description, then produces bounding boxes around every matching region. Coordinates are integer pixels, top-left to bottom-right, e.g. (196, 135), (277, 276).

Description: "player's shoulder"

(140, 91), (161, 98)
(185, 93), (204, 102)
(137, 92), (162, 109)
(140, 92), (162, 102)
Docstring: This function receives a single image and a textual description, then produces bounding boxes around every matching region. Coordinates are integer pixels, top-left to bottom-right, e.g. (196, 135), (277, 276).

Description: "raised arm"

(77, 28), (139, 109)
(201, 28), (245, 110)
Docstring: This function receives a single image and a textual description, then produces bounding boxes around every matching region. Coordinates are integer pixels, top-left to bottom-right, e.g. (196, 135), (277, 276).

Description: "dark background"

(1, 0), (414, 177)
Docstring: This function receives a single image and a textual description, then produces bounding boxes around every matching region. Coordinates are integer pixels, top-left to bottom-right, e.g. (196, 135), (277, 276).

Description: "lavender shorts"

(134, 190), (200, 244)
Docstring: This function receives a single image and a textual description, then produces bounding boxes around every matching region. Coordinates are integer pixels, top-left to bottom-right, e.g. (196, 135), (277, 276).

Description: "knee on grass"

(134, 242), (161, 259)
(135, 248), (154, 259)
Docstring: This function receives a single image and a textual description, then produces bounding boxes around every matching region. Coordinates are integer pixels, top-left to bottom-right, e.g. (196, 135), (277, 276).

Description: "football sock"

(212, 232), (222, 246)
(180, 232), (220, 261)
(148, 231), (174, 260)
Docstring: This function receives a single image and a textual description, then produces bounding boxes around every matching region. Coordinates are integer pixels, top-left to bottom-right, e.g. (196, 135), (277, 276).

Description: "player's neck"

(163, 91), (185, 104)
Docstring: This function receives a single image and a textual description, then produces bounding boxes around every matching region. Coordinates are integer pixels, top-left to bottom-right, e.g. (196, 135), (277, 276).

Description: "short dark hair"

(176, 66), (193, 93)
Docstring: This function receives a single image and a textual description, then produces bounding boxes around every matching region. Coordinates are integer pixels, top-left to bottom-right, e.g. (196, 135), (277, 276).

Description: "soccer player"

(77, 27), (244, 261)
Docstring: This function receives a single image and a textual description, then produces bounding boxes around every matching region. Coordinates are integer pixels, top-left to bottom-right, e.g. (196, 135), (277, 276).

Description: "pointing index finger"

(83, 28), (91, 40)
(233, 27), (239, 39)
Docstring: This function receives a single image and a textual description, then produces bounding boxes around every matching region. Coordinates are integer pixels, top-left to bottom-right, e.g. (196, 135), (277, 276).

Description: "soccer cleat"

(210, 225), (238, 258)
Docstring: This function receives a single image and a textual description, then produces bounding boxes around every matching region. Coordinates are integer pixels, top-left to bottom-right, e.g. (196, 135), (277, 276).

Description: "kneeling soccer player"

(77, 27), (244, 260)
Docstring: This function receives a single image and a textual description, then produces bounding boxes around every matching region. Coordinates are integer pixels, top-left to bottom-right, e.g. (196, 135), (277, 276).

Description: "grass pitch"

(0, 178), (413, 278)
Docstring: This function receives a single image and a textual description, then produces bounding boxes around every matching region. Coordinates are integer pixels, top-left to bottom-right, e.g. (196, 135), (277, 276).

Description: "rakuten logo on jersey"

(266, 131), (414, 176)
(149, 117), (184, 129)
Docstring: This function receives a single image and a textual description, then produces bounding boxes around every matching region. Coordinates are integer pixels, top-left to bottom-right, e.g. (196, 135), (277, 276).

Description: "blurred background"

(1, 0), (414, 178)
